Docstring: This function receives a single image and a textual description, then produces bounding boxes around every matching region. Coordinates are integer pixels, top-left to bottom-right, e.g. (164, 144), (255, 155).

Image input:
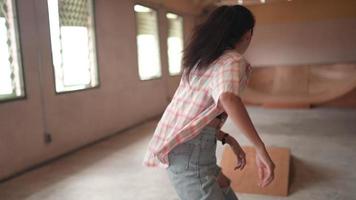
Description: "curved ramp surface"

(241, 64), (356, 108)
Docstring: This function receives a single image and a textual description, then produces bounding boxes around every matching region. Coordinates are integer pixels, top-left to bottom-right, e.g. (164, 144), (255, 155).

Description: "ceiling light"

(134, 5), (151, 13)
(261, 0), (266, 3)
(166, 13), (178, 19)
(237, 0), (243, 5)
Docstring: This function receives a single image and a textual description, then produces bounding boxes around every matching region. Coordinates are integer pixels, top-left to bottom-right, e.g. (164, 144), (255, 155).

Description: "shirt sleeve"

(209, 56), (248, 105)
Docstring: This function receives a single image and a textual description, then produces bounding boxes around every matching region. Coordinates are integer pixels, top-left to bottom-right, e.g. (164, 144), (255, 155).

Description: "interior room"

(0, 0), (355, 199)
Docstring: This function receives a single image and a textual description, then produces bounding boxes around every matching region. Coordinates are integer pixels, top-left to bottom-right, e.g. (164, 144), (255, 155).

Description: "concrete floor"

(0, 107), (355, 200)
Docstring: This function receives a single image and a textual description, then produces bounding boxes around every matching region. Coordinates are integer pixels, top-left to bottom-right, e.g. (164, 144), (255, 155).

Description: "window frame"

(47, 0), (101, 95)
(0, 0), (27, 103)
(165, 10), (184, 77)
(133, 2), (163, 81)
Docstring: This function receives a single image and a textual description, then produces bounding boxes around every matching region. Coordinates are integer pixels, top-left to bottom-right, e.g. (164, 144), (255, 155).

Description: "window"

(166, 12), (183, 76)
(0, 0), (25, 101)
(48, 0), (99, 93)
(134, 4), (161, 80)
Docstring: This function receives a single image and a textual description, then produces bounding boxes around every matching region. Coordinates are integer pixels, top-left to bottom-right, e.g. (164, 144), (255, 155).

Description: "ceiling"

(193, 0), (294, 7)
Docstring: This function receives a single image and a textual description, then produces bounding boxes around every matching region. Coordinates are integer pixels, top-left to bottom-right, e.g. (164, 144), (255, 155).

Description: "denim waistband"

(184, 125), (218, 145)
(204, 125), (219, 133)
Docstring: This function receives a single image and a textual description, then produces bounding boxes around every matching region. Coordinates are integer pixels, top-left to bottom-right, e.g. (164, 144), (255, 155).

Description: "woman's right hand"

(255, 146), (275, 187)
(218, 92), (275, 187)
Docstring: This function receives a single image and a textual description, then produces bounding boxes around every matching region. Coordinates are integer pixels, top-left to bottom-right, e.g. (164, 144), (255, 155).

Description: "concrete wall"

(0, 0), (196, 181)
(245, 0), (356, 66)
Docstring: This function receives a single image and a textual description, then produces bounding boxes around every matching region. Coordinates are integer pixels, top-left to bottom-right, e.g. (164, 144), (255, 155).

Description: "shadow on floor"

(0, 120), (158, 199)
(289, 155), (340, 195)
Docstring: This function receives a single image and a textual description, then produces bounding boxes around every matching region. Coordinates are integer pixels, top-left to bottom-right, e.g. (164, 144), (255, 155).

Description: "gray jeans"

(166, 125), (238, 200)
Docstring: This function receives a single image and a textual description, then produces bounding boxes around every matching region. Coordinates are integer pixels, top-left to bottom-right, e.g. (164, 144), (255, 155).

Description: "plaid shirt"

(142, 50), (252, 168)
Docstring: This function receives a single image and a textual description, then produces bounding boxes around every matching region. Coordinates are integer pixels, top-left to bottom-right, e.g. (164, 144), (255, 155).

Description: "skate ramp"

(241, 63), (356, 108)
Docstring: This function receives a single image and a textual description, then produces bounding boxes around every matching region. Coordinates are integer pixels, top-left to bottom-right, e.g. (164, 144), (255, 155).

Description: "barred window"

(166, 12), (183, 76)
(134, 4), (161, 80)
(0, 0), (25, 102)
(48, 0), (99, 93)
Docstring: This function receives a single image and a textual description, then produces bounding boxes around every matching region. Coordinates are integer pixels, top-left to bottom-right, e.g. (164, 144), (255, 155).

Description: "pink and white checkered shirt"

(142, 49), (252, 168)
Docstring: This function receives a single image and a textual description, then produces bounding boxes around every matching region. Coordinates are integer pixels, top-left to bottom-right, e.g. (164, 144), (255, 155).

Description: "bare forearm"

(219, 93), (265, 150)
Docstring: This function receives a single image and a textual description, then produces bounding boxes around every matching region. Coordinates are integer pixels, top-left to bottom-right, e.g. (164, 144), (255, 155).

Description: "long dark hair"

(182, 5), (255, 84)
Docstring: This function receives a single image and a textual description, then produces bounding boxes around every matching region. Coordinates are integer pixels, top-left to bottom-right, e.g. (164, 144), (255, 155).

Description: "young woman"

(143, 5), (275, 200)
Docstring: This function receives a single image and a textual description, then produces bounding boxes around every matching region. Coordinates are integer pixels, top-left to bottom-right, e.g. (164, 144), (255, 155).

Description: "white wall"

(245, 19), (356, 66)
(0, 0), (195, 181)
(244, 0), (356, 66)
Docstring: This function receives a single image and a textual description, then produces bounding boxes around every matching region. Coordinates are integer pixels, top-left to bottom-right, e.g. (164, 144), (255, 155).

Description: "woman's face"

(244, 30), (253, 49)
(235, 29), (253, 54)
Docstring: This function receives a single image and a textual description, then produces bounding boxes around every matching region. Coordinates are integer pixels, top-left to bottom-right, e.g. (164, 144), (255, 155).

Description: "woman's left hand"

(220, 130), (246, 170)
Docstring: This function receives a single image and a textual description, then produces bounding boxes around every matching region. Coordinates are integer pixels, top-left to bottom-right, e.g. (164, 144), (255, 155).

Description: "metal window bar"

(49, 0), (98, 92)
(0, 0), (25, 101)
